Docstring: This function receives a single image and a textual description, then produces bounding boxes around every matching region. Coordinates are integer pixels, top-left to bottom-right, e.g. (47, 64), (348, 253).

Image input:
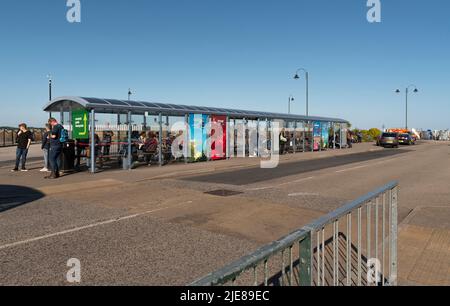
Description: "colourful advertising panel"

(189, 114), (209, 160)
(211, 115), (227, 160)
(313, 122), (322, 151)
(321, 122), (329, 149)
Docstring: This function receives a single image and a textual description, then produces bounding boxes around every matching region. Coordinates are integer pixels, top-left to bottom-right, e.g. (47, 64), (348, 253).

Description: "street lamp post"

(288, 95), (295, 114)
(128, 88), (133, 101)
(294, 68), (309, 117)
(396, 85), (418, 130)
(47, 75), (52, 101)
(47, 74), (53, 119)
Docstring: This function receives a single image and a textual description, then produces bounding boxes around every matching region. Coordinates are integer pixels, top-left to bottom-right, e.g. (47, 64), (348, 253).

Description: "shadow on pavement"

(0, 185), (45, 213)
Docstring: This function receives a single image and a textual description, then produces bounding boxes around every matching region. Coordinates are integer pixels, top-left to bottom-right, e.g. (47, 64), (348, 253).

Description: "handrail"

(191, 181), (399, 286)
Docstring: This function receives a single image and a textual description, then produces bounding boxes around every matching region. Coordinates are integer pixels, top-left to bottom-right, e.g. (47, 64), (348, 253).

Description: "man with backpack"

(45, 118), (67, 179)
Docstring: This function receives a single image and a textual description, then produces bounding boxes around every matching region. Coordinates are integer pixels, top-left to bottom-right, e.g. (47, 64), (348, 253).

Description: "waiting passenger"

(279, 129), (287, 155)
(138, 131), (147, 150)
(143, 132), (159, 165)
(75, 138), (89, 170)
(40, 124), (51, 172)
(102, 125), (114, 161)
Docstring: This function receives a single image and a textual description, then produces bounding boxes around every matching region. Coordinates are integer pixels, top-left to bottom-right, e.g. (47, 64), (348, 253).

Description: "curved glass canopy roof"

(43, 96), (349, 124)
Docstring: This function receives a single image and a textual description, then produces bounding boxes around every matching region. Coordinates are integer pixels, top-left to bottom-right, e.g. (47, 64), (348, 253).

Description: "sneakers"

(11, 168), (28, 172)
(40, 168), (49, 172)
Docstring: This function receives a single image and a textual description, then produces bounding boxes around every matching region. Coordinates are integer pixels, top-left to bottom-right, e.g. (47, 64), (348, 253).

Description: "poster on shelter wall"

(321, 122), (329, 149)
(313, 122), (322, 151)
(210, 115), (227, 160)
(189, 114), (209, 160)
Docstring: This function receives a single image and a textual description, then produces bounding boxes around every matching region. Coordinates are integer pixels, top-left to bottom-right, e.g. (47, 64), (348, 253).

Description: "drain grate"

(204, 189), (243, 197)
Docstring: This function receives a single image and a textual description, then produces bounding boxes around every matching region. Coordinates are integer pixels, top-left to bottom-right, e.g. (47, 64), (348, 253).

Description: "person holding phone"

(12, 123), (33, 172)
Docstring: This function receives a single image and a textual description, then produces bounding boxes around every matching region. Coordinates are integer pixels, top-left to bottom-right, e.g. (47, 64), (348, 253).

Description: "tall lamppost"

(288, 95), (295, 114)
(396, 85), (418, 130)
(47, 74), (53, 119)
(128, 88), (133, 101)
(293, 68), (309, 116)
(47, 74), (52, 101)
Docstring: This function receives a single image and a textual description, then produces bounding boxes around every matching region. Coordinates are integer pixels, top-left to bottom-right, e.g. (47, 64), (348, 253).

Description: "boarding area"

(43, 97), (350, 173)
(1, 139), (450, 285)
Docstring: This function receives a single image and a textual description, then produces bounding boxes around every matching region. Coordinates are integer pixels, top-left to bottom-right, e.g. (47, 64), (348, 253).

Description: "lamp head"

(413, 88), (419, 93)
(294, 74), (300, 80)
(395, 89), (401, 94)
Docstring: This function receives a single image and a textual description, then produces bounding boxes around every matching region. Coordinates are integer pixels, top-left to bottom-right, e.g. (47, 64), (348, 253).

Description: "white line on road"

(335, 164), (368, 173)
(0, 201), (193, 251)
(246, 176), (315, 191)
(288, 192), (319, 197)
(334, 155), (406, 174)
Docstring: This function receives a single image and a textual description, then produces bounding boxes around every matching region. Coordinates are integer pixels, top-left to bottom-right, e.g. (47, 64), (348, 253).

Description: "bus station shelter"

(43, 96), (350, 173)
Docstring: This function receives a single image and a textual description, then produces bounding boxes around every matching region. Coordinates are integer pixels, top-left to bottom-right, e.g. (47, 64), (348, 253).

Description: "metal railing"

(191, 181), (398, 286)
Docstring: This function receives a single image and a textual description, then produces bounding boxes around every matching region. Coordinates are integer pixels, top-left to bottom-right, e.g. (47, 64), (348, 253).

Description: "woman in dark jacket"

(40, 124), (51, 172)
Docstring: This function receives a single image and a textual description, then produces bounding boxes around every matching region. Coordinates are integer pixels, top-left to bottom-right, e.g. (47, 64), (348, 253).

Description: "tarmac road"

(0, 142), (449, 285)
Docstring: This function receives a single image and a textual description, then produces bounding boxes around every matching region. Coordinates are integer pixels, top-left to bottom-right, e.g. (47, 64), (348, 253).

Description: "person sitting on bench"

(143, 132), (159, 165)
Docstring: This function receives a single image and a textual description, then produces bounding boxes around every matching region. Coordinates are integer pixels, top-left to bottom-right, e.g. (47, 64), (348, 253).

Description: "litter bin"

(61, 140), (76, 172)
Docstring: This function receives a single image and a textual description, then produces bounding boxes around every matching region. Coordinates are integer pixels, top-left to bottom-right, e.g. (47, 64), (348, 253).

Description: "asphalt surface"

(186, 148), (411, 185)
(0, 141), (449, 285)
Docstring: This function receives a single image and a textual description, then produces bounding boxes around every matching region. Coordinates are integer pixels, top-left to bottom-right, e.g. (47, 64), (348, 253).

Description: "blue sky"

(0, 0), (449, 129)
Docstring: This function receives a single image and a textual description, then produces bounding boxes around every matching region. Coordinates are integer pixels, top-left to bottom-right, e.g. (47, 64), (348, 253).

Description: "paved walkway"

(0, 142), (449, 285)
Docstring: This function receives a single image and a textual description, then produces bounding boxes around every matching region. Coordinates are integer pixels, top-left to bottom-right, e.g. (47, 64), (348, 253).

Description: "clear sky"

(0, 0), (449, 129)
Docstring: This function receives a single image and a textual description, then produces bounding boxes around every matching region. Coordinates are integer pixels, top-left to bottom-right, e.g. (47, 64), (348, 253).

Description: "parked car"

(379, 132), (399, 148)
(398, 133), (416, 145)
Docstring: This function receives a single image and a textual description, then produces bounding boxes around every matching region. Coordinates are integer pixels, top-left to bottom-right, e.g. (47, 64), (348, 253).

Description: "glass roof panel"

(152, 103), (175, 109)
(82, 97), (110, 105)
(126, 100), (146, 107)
(106, 99), (130, 106)
(195, 107), (212, 111)
(140, 102), (162, 108)
(169, 104), (189, 110)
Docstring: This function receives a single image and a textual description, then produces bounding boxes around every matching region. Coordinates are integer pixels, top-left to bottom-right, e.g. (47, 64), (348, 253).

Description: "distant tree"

(367, 128), (382, 140)
(350, 128), (381, 142)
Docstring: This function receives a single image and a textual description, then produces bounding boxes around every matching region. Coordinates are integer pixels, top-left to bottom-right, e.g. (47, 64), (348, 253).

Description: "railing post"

(299, 231), (312, 286)
(389, 187), (398, 286)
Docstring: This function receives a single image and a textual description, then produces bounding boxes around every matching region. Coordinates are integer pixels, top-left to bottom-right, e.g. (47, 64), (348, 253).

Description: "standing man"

(46, 118), (63, 179)
(12, 123), (33, 172)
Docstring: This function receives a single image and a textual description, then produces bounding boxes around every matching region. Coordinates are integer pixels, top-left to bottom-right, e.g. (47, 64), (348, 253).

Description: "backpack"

(59, 128), (69, 143)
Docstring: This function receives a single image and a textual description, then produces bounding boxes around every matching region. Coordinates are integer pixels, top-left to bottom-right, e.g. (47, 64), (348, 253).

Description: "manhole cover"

(204, 189), (243, 197)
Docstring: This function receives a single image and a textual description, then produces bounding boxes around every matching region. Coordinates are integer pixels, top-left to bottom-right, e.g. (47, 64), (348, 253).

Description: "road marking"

(288, 192), (319, 197)
(335, 164), (368, 173)
(334, 155), (407, 174)
(247, 176), (314, 191)
(0, 201), (193, 251)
